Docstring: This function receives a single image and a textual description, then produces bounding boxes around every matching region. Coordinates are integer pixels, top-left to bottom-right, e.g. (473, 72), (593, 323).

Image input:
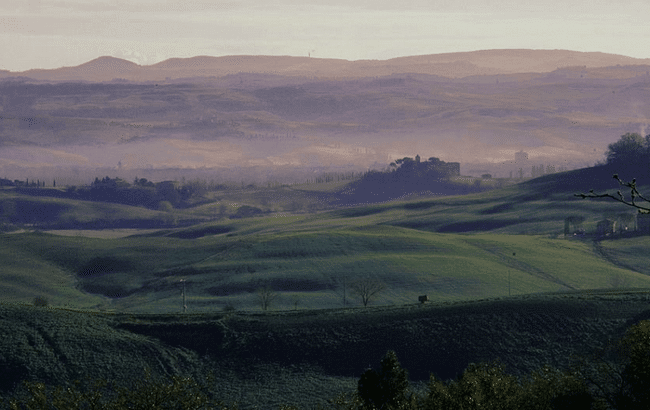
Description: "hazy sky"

(1, 0), (649, 72)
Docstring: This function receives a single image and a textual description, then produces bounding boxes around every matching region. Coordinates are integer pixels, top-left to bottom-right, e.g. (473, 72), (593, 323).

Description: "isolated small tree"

(218, 203), (228, 219)
(351, 276), (386, 307)
(330, 275), (349, 306)
(256, 286), (277, 311)
(222, 301), (236, 313)
(291, 294), (300, 310)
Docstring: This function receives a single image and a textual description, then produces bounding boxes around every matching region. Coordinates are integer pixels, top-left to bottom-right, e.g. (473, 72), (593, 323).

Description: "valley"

(1, 50), (650, 408)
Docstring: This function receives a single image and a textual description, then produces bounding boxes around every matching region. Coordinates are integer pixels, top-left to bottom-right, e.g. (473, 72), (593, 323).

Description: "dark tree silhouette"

(256, 286), (277, 311)
(605, 133), (649, 166)
(358, 350), (411, 410)
(350, 276), (386, 307)
(616, 320), (650, 409)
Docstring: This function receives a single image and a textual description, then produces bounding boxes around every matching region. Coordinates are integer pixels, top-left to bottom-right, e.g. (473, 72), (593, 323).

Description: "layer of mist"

(2, 50), (649, 184)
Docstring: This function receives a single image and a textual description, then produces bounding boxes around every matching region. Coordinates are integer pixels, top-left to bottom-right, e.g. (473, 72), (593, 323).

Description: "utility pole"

(510, 252), (516, 297)
(180, 279), (186, 313)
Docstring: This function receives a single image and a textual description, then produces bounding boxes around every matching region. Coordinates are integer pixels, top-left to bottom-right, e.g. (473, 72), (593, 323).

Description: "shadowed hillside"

(2, 292), (650, 408)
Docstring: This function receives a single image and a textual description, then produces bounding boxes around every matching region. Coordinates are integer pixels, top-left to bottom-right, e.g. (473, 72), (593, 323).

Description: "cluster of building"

(565, 213), (650, 237)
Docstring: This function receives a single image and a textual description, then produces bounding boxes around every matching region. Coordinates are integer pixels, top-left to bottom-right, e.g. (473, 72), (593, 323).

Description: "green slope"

(327, 162), (649, 235)
(0, 303), (209, 394)
(2, 222), (648, 313)
(1, 164), (648, 312)
(0, 233), (107, 309)
(0, 189), (207, 230)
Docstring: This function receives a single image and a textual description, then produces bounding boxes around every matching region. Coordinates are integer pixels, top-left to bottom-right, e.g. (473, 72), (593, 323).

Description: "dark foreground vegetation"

(5, 318), (650, 409)
(2, 292), (650, 409)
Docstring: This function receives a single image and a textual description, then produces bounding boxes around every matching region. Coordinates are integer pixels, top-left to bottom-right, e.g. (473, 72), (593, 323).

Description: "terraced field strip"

(592, 238), (646, 275)
(464, 238), (576, 290)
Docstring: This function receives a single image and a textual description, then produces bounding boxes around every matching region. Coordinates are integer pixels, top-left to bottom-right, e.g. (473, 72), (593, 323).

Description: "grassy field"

(1, 163), (649, 313)
(2, 220), (649, 313)
(599, 235), (650, 276)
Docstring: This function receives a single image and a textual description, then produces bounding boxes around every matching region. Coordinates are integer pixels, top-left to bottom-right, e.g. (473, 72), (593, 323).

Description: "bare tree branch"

(575, 174), (650, 213)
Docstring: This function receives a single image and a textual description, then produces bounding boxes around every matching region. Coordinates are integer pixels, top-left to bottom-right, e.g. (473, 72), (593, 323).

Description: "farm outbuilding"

(597, 219), (616, 236)
(638, 213), (650, 233)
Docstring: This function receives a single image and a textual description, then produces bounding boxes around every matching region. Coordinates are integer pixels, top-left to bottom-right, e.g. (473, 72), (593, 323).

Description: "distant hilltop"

(2, 49), (650, 82)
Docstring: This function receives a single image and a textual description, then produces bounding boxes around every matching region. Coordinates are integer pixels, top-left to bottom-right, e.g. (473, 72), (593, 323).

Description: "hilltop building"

(389, 155), (460, 178)
(426, 157), (460, 177)
(515, 150), (529, 162)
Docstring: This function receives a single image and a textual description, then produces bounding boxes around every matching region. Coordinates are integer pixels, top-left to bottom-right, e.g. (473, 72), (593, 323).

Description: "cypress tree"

(358, 350), (410, 409)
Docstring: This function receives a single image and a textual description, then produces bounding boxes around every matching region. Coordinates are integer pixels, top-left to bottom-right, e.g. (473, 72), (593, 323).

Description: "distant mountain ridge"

(2, 49), (650, 82)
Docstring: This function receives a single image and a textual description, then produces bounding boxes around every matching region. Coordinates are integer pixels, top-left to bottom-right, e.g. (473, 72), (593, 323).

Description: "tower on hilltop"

(515, 150), (528, 162)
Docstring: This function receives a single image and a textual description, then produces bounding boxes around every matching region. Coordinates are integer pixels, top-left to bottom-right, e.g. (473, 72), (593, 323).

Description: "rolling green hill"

(1, 164), (649, 312)
(1, 211), (649, 313)
(0, 189), (208, 230)
(1, 164), (649, 408)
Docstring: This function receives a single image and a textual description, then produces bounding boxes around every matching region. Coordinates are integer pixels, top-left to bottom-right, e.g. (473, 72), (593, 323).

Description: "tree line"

(604, 132), (650, 167)
(6, 176), (214, 210)
(0, 178), (55, 188)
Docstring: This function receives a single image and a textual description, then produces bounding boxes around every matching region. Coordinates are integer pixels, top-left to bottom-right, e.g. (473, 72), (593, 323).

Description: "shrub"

(521, 365), (593, 410)
(33, 296), (48, 307)
(158, 200), (175, 212)
(446, 361), (524, 410)
(614, 320), (650, 410)
(229, 205), (263, 219)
